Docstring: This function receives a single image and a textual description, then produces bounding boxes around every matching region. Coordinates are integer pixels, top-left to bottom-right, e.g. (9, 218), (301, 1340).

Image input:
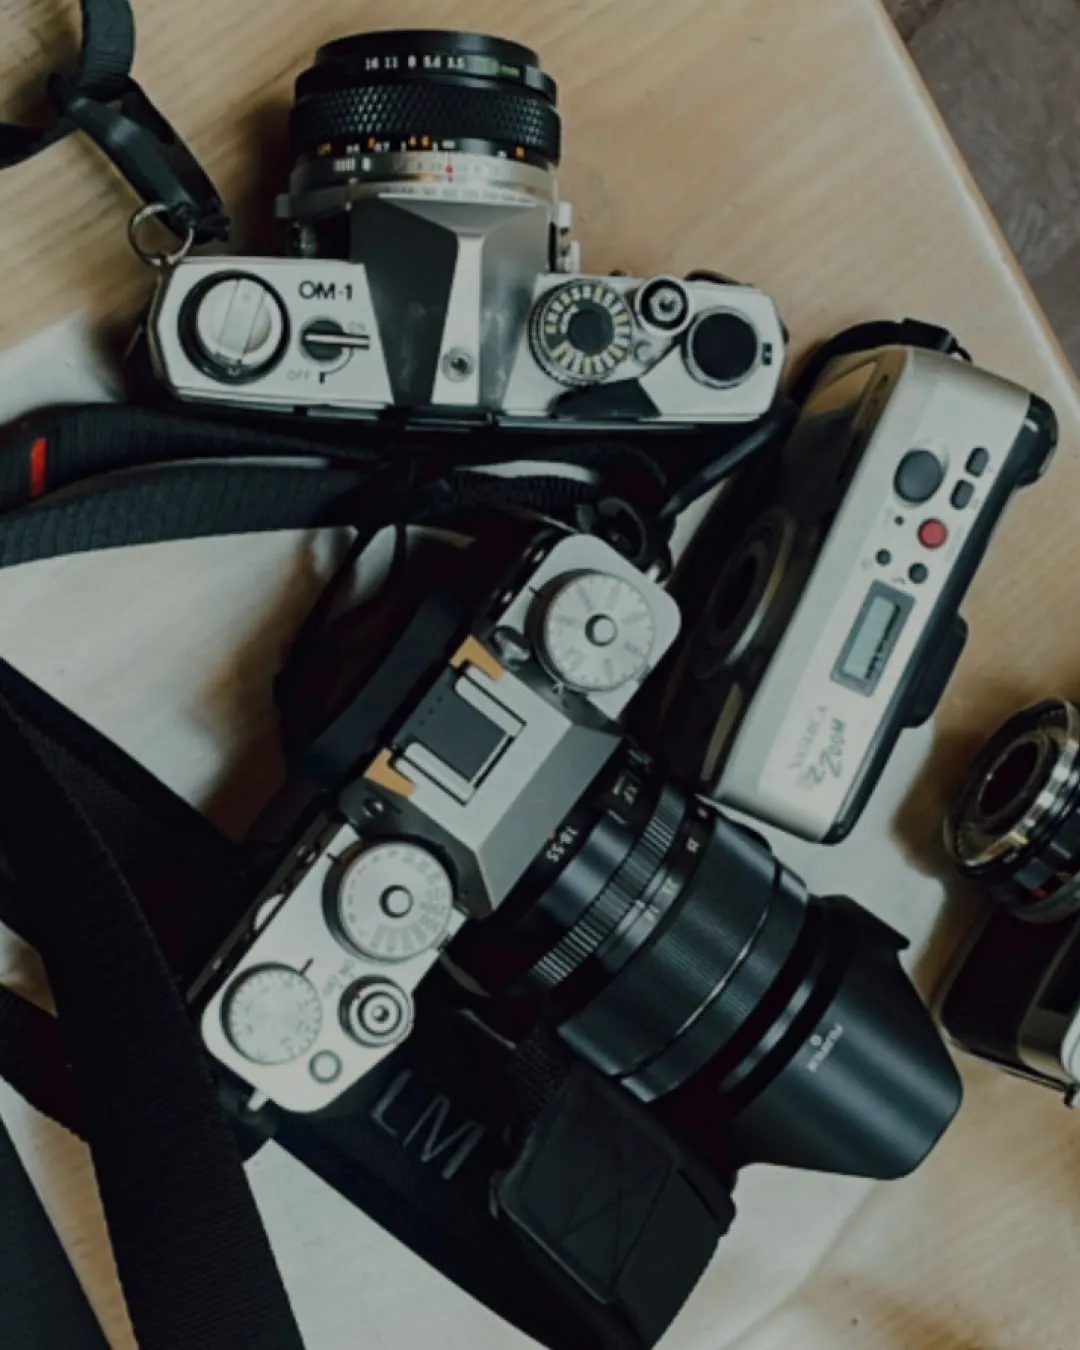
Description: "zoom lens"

(946, 698), (1080, 922)
(283, 30), (561, 246)
(454, 748), (961, 1180)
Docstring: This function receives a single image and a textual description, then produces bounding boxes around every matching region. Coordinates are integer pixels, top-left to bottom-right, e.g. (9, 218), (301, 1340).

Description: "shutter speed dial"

(531, 281), (635, 385)
(331, 841), (454, 963)
(536, 570), (657, 692)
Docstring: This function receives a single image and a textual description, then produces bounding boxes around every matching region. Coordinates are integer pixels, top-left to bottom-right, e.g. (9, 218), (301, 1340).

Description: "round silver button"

(537, 570), (657, 693)
(189, 274), (287, 380)
(222, 965), (322, 1066)
(309, 1050), (343, 1083)
(332, 841), (454, 963)
(342, 979), (413, 1049)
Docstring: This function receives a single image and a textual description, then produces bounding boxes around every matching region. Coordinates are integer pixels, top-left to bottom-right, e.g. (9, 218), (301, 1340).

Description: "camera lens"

(454, 749), (961, 1180)
(285, 29), (560, 236)
(946, 698), (1080, 922)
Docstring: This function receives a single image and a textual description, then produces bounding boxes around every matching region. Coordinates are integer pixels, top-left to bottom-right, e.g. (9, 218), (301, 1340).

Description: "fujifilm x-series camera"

(147, 31), (786, 427)
(195, 528), (961, 1192)
(661, 344), (1058, 842)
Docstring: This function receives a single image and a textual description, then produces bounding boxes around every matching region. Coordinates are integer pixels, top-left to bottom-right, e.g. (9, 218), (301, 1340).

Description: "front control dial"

(183, 273), (288, 382)
(530, 280), (635, 385)
(332, 841), (454, 963)
(537, 570), (657, 692)
(222, 965), (322, 1066)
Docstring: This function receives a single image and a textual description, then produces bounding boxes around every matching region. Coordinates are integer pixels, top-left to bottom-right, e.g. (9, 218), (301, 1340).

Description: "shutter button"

(894, 449), (945, 504)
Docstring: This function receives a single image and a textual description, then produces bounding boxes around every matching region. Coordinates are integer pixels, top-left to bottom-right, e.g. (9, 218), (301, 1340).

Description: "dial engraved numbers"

(531, 281), (635, 385)
(539, 571), (657, 692)
(334, 842), (454, 963)
(223, 965), (323, 1066)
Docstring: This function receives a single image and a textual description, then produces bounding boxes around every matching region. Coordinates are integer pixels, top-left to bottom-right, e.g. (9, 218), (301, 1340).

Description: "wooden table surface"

(1, 2), (1079, 1347)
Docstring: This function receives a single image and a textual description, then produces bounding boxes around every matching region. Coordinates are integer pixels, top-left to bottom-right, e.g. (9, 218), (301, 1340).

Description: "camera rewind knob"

(530, 281), (635, 385)
(184, 274), (288, 381)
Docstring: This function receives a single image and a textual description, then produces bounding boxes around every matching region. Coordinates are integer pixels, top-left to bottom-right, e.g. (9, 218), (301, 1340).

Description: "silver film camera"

(148, 31), (786, 427)
(661, 344), (1058, 843)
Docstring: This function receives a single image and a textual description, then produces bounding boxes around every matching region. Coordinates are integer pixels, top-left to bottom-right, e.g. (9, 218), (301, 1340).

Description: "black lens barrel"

(290, 29), (562, 165)
(947, 698), (1080, 923)
(456, 747), (962, 1183)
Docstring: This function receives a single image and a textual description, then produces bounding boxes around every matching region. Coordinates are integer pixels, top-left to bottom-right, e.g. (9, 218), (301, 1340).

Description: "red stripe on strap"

(29, 438), (48, 500)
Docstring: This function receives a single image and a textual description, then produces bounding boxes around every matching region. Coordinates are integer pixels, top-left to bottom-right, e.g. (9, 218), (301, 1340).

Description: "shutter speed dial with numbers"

(331, 841), (455, 963)
(530, 280), (635, 385)
(536, 570), (657, 692)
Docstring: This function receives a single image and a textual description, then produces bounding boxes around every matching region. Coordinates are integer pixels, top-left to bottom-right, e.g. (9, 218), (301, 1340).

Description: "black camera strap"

(0, 409), (741, 1349)
(0, 1111), (110, 1348)
(0, 0), (228, 243)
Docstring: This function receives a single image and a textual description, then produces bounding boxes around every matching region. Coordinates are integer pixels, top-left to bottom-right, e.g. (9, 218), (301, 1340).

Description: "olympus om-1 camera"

(937, 699), (1080, 1103)
(195, 527), (961, 1190)
(661, 345), (1058, 842)
(146, 31), (786, 427)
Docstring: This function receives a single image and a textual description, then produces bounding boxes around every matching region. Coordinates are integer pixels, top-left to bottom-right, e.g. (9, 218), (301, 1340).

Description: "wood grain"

(0, 2), (1079, 1347)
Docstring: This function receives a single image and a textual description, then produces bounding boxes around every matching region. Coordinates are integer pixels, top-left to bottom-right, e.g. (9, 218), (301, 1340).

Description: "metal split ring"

(127, 203), (196, 270)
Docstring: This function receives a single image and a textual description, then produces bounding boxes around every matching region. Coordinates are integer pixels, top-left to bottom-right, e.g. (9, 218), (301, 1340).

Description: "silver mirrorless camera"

(147, 31), (785, 427)
(195, 533), (681, 1111)
(662, 344), (1057, 843)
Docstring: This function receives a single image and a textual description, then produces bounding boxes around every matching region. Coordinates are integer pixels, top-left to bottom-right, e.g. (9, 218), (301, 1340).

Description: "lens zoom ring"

(291, 84), (562, 162)
(529, 786), (684, 990)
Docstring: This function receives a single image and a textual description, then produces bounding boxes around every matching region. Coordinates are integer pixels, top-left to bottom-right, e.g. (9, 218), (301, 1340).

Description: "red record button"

(918, 518), (948, 550)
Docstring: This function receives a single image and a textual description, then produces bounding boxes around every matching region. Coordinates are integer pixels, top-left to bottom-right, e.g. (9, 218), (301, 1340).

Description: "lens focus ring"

(528, 785), (684, 990)
(290, 83), (562, 162)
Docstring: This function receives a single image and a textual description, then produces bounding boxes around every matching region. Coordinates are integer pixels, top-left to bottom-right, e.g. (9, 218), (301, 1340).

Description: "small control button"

(876, 549), (892, 566)
(310, 1051), (342, 1084)
(187, 274), (287, 381)
(909, 563), (929, 585)
(966, 447), (990, 477)
(950, 481), (975, 510)
(342, 978), (413, 1048)
(894, 450), (945, 504)
(918, 519), (948, 549)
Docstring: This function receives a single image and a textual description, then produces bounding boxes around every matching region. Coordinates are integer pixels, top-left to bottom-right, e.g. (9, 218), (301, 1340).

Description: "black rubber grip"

(290, 83), (562, 163)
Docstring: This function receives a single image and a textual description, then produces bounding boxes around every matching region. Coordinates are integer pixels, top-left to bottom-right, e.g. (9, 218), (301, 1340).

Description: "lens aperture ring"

(528, 785), (684, 990)
(291, 84), (562, 163)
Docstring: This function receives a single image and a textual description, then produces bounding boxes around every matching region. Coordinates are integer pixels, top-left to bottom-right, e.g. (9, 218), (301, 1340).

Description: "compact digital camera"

(147, 31), (786, 428)
(661, 345), (1058, 842)
(194, 526), (961, 1198)
(938, 698), (1080, 1103)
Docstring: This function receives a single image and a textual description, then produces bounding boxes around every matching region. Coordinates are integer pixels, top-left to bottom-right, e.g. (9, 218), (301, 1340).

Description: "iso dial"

(537, 570), (657, 692)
